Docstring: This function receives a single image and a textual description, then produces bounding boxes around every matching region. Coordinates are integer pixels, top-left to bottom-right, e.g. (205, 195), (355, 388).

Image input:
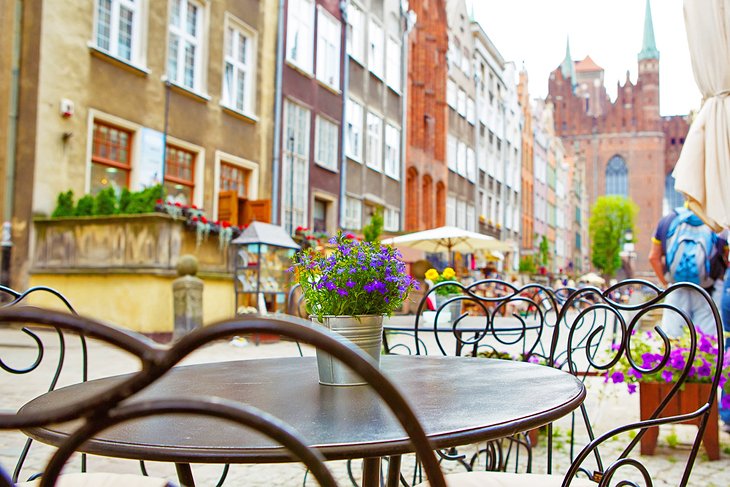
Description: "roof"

(231, 221), (300, 249)
(638, 0), (660, 60)
(574, 56), (603, 73)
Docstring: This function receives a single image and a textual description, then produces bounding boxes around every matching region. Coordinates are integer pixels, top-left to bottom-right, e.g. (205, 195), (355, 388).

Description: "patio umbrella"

(382, 226), (514, 265)
(671, 0), (730, 231)
(578, 272), (606, 286)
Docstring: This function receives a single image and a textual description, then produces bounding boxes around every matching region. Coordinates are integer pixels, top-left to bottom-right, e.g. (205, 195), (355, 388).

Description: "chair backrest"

(0, 307), (447, 487)
(0, 286), (88, 482)
(404, 279), (560, 362)
(548, 279), (724, 485)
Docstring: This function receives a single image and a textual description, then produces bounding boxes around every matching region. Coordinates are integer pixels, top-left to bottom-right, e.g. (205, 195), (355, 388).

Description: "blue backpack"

(664, 207), (718, 286)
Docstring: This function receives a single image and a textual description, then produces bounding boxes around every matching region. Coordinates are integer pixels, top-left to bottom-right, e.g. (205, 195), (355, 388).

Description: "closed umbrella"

(672, 0), (730, 231)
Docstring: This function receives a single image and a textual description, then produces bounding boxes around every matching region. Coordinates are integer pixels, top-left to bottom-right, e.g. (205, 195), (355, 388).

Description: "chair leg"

(175, 463), (196, 487)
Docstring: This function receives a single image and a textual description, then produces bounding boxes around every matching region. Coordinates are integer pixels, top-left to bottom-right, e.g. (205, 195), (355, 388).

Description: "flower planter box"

(639, 381), (719, 460)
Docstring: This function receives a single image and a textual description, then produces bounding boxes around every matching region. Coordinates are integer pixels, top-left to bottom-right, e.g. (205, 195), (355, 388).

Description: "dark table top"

(21, 356), (585, 464)
(383, 314), (541, 332)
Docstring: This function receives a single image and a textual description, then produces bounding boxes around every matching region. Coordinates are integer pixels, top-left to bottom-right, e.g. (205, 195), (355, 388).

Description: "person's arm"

(648, 239), (668, 287)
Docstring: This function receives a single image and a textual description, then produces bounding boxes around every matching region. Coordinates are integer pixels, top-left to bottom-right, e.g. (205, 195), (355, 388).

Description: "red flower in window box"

(200, 216), (208, 224)
(174, 202), (182, 208)
(191, 216), (199, 222)
(222, 221), (231, 228)
(156, 199), (163, 205)
(344, 233), (356, 240)
(191, 204), (198, 210)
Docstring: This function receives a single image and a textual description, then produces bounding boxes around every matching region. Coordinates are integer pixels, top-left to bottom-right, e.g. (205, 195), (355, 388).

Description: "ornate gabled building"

(546, 0), (689, 275)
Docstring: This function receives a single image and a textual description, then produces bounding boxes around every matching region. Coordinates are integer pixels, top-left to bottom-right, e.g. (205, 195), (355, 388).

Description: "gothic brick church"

(547, 0), (689, 275)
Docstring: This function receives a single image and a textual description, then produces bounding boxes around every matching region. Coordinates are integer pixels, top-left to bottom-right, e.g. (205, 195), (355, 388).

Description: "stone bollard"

(172, 255), (203, 341)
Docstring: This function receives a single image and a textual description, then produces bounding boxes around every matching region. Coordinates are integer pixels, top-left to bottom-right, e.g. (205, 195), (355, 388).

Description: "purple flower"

(346, 280), (355, 288)
(611, 371), (625, 384)
(627, 383), (637, 394)
(697, 359), (712, 378)
(337, 288), (348, 296)
(662, 370), (674, 383)
(527, 355), (540, 364)
(628, 368), (643, 380)
(722, 395), (730, 409)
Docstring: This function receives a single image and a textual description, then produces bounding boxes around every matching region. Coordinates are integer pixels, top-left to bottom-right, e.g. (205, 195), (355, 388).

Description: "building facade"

(445, 0), (477, 233)
(547, 0), (689, 274)
(518, 70), (534, 254)
(1, 0), (279, 286)
(404, 0), (448, 231)
(279, 0), (345, 235)
(342, 0), (406, 234)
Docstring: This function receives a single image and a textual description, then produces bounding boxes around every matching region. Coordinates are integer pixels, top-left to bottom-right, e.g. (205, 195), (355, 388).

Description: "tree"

(538, 235), (550, 267)
(363, 208), (384, 242)
(588, 195), (638, 277)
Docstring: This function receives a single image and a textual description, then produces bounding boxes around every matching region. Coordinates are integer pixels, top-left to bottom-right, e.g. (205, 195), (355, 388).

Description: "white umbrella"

(382, 226), (515, 254)
(578, 272), (606, 286)
(672, 0), (730, 231)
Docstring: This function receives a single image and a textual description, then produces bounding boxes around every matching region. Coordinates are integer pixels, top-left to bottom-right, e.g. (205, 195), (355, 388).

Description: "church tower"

(637, 0), (660, 130)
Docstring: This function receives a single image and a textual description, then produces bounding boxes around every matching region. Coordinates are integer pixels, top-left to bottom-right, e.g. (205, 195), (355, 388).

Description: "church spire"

(638, 0), (660, 60)
(561, 37), (577, 85)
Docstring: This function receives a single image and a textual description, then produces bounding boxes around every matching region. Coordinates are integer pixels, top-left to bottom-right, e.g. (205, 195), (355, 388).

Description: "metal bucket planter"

(312, 314), (383, 386)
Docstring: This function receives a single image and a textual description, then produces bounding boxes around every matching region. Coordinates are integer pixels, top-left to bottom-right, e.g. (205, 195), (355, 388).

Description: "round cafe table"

(21, 355), (585, 486)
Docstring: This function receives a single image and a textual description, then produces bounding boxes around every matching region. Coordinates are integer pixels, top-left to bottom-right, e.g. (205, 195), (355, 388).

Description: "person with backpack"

(648, 206), (727, 338)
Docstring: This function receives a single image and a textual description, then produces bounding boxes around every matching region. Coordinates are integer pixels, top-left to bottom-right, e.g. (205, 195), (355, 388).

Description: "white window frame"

(446, 195), (456, 226)
(368, 19), (384, 79)
(457, 89), (466, 117)
(163, 135), (205, 208)
(384, 123), (400, 180)
(456, 199), (466, 229)
(314, 115), (339, 171)
(283, 100), (311, 234)
(316, 7), (341, 89)
(221, 15), (256, 116)
(366, 111), (383, 172)
(346, 2), (365, 63)
(385, 36), (401, 92)
(447, 79), (457, 109)
(286, 0), (315, 74)
(466, 147), (476, 182)
(167, 0), (207, 93)
(344, 196), (363, 230)
(346, 98), (363, 162)
(466, 204), (475, 232)
(466, 97), (475, 124)
(457, 141), (467, 177)
(447, 135), (457, 172)
(384, 207), (400, 232)
(93, 0), (144, 65)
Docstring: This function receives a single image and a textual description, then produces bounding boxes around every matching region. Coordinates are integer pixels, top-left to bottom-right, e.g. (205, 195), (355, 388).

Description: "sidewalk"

(1, 328), (728, 486)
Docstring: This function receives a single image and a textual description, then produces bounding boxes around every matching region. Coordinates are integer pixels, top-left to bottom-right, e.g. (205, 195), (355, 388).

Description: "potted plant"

(291, 231), (418, 385)
(604, 327), (730, 460)
(424, 267), (461, 315)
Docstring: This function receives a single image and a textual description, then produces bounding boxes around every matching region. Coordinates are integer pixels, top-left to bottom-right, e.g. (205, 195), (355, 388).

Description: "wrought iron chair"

(0, 307), (447, 487)
(427, 280), (724, 486)
(384, 279), (560, 480)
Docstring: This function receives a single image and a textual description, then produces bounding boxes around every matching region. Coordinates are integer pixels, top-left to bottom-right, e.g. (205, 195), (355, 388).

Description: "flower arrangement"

(291, 231), (418, 321)
(154, 199), (242, 248)
(425, 267), (461, 296)
(604, 327), (730, 409)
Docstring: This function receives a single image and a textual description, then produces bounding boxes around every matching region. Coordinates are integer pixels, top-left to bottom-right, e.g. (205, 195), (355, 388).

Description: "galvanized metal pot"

(312, 314), (384, 386)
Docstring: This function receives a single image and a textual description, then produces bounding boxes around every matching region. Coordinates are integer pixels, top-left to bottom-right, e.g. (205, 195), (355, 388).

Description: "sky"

(468, 0), (701, 116)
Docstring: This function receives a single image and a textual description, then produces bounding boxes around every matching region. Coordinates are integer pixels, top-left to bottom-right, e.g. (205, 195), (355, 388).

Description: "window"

(447, 79), (456, 109)
(450, 38), (461, 68)
(220, 162), (249, 195)
(368, 20), (384, 79)
(456, 199), (466, 229)
(466, 147), (476, 182)
(466, 204), (475, 232)
(316, 8), (341, 89)
(346, 2), (364, 62)
(313, 198), (328, 233)
(457, 89), (466, 117)
(384, 207), (400, 232)
(446, 196), (456, 226)
(286, 0), (314, 73)
(344, 196), (362, 229)
(447, 135), (457, 171)
(165, 144), (196, 204)
(314, 116), (339, 171)
(384, 124), (400, 179)
(95, 0), (141, 63)
(385, 37), (401, 91)
(90, 121), (132, 194)
(283, 101), (311, 234)
(346, 98), (363, 161)
(461, 48), (470, 75)
(605, 155), (628, 196)
(466, 97), (475, 124)
(222, 21), (254, 114)
(167, 0), (205, 91)
(457, 141), (466, 177)
(664, 173), (684, 212)
(366, 112), (382, 171)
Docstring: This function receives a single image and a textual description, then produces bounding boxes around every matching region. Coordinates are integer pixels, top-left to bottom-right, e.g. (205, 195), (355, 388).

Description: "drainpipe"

(270, 0), (286, 225)
(2, 0), (23, 288)
(399, 3), (415, 231)
(338, 0), (349, 228)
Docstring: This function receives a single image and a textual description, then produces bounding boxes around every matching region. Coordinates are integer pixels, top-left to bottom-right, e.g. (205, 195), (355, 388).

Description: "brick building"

(518, 70), (534, 253)
(546, 0), (689, 274)
(405, 0), (449, 231)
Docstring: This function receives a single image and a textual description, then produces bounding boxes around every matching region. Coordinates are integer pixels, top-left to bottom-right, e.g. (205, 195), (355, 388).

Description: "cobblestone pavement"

(1, 327), (729, 486)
